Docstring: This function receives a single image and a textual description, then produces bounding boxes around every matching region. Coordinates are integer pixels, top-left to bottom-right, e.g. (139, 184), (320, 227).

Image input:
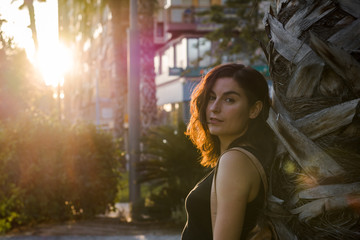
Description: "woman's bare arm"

(213, 150), (261, 240)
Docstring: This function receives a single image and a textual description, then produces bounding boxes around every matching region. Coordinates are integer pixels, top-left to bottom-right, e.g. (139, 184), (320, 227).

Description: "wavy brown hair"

(186, 63), (274, 168)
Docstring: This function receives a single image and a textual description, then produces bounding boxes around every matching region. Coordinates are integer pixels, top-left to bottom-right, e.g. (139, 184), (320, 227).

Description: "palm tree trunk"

(138, 0), (158, 133)
(263, 1), (360, 239)
(108, 0), (129, 142)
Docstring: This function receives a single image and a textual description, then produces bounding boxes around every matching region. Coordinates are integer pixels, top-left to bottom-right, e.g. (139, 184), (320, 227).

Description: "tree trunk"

(108, 0), (129, 143)
(138, 0), (158, 133)
(23, 0), (39, 51)
(263, 1), (360, 239)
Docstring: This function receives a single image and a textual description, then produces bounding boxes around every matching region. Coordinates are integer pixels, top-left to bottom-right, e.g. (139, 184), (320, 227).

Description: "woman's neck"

(219, 129), (249, 153)
(220, 141), (229, 154)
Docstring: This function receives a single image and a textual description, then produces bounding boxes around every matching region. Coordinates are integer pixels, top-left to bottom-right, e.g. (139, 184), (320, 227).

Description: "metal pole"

(95, 70), (100, 126)
(128, 0), (141, 211)
(57, 81), (61, 120)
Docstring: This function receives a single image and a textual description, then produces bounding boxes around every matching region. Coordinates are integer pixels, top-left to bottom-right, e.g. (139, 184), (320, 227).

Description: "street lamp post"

(57, 81), (61, 120)
(128, 0), (141, 213)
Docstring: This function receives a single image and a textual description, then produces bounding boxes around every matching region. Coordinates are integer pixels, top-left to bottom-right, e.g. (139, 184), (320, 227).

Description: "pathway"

(1, 203), (182, 240)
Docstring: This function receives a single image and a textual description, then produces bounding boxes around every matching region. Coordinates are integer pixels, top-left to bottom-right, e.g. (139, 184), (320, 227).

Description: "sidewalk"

(1, 217), (181, 240)
(1, 235), (180, 240)
(0, 203), (182, 240)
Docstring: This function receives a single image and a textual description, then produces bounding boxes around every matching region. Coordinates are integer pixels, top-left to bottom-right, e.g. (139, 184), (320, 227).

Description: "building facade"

(154, 0), (271, 127)
(58, 0), (270, 132)
(154, 0), (220, 126)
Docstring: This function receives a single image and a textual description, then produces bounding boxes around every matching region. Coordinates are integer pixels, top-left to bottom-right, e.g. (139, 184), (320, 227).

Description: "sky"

(0, 0), (71, 87)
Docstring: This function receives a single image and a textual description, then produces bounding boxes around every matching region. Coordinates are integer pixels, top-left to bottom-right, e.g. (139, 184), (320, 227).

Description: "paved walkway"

(0, 235), (180, 240)
(0, 203), (182, 240)
(1, 236), (180, 240)
(1, 217), (181, 240)
(1, 214), (181, 240)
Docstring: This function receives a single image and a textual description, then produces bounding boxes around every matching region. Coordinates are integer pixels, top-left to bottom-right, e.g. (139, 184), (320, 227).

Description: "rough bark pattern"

(138, 0), (158, 134)
(263, 0), (360, 239)
(108, 0), (129, 141)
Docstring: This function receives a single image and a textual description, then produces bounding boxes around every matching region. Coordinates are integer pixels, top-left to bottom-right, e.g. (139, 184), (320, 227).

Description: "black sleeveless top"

(181, 147), (265, 240)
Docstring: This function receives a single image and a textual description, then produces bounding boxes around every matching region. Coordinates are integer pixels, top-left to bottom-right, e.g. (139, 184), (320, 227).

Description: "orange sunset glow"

(0, 0), (72, 87)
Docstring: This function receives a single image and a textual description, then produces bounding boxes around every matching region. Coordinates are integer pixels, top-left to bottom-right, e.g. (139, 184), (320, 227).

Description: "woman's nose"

(209, 100), (220, 112)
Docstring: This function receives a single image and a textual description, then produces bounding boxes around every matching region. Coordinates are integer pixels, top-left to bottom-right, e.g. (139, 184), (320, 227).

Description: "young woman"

(182, 63), (275, 240)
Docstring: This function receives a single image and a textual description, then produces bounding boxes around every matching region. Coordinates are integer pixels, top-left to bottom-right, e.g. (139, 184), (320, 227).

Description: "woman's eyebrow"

(209, 90), (241, 97)
(223, 91), (241, 97)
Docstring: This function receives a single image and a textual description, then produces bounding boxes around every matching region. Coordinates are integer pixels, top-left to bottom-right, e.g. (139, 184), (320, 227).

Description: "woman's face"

(206, 77), (252, 144)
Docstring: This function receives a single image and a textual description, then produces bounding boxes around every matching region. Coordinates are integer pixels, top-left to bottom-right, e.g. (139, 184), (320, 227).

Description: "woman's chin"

(208, 127), (222, 136)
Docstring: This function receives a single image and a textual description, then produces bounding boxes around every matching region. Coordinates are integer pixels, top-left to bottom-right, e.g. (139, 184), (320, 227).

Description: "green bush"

(0, 114), (120, 232)
(138, 122), (208, 222)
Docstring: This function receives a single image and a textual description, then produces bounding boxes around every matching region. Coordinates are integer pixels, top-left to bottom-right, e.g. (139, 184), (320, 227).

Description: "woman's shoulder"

(216, 148), (262, 202)
(217, 148), (259, 176)
(221, 146), (257, 161)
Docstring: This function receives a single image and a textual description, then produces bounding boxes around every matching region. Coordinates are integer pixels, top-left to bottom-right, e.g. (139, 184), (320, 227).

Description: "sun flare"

(36, 42), (73, 87)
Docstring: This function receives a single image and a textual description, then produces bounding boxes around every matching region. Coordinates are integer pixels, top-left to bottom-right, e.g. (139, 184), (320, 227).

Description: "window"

(187, 38), (199, 67)
(171, 9), (184, 22)
(154, 55), (160, 74)
(175, 39), (187, 69)
(199, 38), (211, 66)
(182, 0), (192, 6)
(166, 46), (175, 68)
(156, 22), (164, 37)
(172, 0), (182, 6)
(161, 46), (175, 74)
(187, 38), (212, 67)
(198, 0), (210, 6)
(161, 52), (168, 74)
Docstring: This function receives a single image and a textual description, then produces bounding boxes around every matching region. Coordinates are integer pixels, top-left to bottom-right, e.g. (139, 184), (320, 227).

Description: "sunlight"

(36, 42), (73, 87)
(0, 0), (65, 86)
(0, 0), (35, 59)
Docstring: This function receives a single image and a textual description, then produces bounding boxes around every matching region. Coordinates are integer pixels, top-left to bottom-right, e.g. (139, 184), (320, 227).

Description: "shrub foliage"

(138, 122), (208, 222)
(0, 114), (120, 233)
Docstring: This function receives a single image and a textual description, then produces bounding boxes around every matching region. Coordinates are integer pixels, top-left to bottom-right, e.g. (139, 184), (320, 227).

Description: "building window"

(198, 0), (211, 6)
(182, 0), (192, 6)
(199, 38), (212, 66)
(160, 46), (175, 74)
(161, 52), (167, 75)
(154, 55), (160, 74)
(187, 38), (212, 67)
(175, 39), (187, 69)
(166, 46), (175, 69)
(171, 0), (182, 6)
(187, 38), (199, 67)
(171, 9), (184, 22)
(156, 22), (164, 37)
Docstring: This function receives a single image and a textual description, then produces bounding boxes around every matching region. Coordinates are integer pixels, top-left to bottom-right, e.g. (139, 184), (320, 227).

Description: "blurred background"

(0, 0), (271, 234)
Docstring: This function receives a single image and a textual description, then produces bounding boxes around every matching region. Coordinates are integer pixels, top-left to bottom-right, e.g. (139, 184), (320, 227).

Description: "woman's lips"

(208, 117), (223, 124)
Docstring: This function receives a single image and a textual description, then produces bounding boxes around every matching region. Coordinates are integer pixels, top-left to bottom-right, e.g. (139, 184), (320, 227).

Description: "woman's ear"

(249, 101), (263, 119)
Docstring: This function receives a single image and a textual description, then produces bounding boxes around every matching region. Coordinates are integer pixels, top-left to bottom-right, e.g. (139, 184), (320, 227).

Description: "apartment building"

(58, 0), (270, 132)
(153, 0), (233, 126)
(154, 0), (271, 126)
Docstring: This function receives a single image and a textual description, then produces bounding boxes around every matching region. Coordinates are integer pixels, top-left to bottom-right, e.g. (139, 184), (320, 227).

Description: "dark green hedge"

(0, 114), (120, 233)
(137, 122), (208, 222)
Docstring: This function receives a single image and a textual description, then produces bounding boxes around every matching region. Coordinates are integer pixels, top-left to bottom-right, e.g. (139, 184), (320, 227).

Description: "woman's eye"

(225, 98), (234, 103)
(209, 95), (216, 101)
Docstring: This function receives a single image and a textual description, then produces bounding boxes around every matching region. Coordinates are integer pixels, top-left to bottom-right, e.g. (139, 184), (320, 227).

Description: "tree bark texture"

(138, 0), (158, 134)
(108, 0), (129, 141)
(263, 1), (360, 239)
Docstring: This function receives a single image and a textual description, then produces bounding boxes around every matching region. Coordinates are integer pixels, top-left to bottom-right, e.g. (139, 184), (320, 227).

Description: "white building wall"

(156, 79), (184, 106)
